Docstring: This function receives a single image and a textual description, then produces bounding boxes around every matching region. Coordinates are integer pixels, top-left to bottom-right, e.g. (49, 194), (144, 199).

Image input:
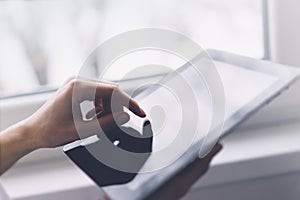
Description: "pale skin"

(0, 77), (222, 200)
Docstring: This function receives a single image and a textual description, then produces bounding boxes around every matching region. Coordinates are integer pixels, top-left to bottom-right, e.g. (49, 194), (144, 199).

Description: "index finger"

(72, 79), (146, 118)
(110, 87), (146, 118)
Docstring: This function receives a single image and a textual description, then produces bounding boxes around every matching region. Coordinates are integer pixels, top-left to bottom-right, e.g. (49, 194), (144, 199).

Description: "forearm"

(0, 120), (38, 175)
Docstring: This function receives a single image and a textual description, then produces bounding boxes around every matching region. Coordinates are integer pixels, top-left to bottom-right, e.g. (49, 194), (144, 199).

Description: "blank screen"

(103, 60), (278, 198)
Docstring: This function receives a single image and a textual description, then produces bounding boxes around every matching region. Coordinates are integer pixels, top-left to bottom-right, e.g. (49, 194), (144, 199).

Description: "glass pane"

(0, 0), (264, 97)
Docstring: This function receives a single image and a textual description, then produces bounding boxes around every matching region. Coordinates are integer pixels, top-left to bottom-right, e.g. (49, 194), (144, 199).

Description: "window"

(0, 0), (265, 97)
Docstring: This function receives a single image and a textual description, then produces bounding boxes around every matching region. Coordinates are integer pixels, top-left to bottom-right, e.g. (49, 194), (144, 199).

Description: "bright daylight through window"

(0, 0), (264, 97)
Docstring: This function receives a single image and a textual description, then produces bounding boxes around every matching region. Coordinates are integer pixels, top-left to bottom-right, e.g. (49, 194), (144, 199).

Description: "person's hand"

(25, 77), (146, 149)
(0, 77), (146, 175)
(145, 143), (222, 200)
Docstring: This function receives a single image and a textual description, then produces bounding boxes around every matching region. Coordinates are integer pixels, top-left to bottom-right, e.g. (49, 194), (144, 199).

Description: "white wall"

(265, 0), (300, 123)
(268, 0), (300, 67)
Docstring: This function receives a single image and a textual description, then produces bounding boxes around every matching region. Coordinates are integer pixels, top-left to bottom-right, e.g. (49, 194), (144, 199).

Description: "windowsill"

(194, 120), (300, 189)
(1, 120), (300, 199)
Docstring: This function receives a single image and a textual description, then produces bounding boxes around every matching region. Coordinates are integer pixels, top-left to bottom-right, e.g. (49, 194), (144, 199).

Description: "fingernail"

(140, 108), (147, 117)
(116, 112), (130, 124)
(143, 120), (153, 138)
(144, 120), (151, 127)
(216, 143), (223, 152)
(211, 143), (223, 156)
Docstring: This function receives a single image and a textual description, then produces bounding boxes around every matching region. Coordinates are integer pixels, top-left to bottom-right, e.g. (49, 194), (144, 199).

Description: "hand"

(65, 121), (153, 186)
(0, 77), (146, 175)
(25, 77), (146, 149)
(145, 143), (222, 200)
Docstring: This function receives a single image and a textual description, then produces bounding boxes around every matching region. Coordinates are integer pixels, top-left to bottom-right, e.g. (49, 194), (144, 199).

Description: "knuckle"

(111, 85), (120, 95)
(63, 76), (77, 87)
(62, 78), (80, 97)
(112, 85), (119, 91)
(68, 78), (79, 89)
(68, 76), (77, 82)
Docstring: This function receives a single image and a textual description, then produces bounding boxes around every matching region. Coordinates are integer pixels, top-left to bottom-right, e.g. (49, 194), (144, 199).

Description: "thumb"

(143, 120), (153, 138)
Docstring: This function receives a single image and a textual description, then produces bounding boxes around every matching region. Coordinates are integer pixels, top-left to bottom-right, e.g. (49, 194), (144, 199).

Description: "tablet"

(64, 50), (300, 200)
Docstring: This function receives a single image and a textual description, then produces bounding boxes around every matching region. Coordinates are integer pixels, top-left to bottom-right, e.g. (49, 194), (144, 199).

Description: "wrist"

(0, 119), (40, 174)
(16, 119), (42, 152)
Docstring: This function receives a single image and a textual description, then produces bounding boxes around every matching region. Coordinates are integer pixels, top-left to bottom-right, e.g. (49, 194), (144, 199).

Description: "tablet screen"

(102, 60), (279, 199)
(215, 61), (278, 120)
